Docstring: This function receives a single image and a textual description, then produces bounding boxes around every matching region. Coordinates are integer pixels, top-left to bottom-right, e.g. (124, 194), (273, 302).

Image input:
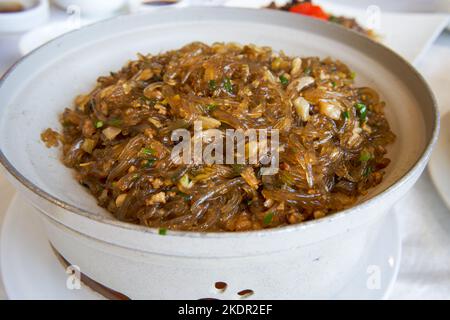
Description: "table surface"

(0, 6), (449, 300)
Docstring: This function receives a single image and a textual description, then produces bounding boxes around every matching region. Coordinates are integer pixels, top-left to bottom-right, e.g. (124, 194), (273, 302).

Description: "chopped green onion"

(350, 71), (356, 79)
(331, 81), (337, 87)
(342, 111), (350, 119)
(143, 158), (156, 168)
(177, 191), (191, 201)
(158, 228), (167, 236)
(141, 147), (156, 156)
(263, 212), (274, 225)
(223, 77), (233, 94)
(329, 15), (339, 23)
(303, 67), (311, 76)
(95, 120), (104, 128)
(359, 149), (372, 162)
(363, 166), (373, 177)
(179, 174), (193, 189)
(279, 75), (289, 86)
(143, 97), (157, 107)
(206, 103), (217, 112)
(247, 200), (253, 206)
(232, 164), (245, 174)
(208, 80), (217, 91)
(280, 170), (294, 186)
(109, 118), (122, 127)
(354, 103), (367, 122)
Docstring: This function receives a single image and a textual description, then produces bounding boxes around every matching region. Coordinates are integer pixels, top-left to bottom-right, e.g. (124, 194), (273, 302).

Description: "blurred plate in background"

(314, 0), (449, 64)
(429, 112), (450, 211)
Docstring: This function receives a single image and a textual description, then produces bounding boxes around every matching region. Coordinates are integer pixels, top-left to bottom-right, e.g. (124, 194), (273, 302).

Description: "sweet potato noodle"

(41, 42), (395, 232)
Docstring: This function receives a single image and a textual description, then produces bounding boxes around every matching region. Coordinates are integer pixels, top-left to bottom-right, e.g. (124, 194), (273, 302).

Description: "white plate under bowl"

(429, 111), (450, 211)
(0, 195), (401, 300)
(0, 195), (103, 299)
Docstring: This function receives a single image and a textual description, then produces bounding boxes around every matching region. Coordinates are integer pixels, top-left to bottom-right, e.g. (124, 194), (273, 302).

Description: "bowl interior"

(0, 8), (436, 223)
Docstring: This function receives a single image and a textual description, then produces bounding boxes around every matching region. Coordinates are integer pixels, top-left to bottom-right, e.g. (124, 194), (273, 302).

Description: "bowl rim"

(0, 6), (440, 238)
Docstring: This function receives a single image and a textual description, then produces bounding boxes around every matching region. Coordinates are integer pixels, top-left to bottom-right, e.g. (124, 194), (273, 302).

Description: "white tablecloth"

(0, 6), (449, 300)
(389, 33), (450, 299)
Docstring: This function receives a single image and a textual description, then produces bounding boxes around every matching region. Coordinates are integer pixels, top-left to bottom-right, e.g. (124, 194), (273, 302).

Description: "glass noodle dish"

(41, 42), (395, 232)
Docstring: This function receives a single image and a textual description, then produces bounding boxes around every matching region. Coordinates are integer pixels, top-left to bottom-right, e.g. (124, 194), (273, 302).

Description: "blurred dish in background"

(314, 0), (450, 32)
(128, 0), (228, 13)
(0, 0), (49, 33)
(226, 0), (448, 64)
(52, 0), (127, 17)
(312, 0), (449, 64)
(266, 0), (377, 38)
(310, 0), (450, 13)
(0, 1), (26, 12)
(14, 0), (450, 63)
(128, 0), (186, 13)
(142, 0), (180, 4)
(18, 0), (183, 55)
(19, 0), (186, 55)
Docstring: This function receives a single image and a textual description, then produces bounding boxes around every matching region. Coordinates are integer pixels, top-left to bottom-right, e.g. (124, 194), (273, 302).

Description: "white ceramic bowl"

(0, 7), (439, 299)
(0, 0), (49, 33)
